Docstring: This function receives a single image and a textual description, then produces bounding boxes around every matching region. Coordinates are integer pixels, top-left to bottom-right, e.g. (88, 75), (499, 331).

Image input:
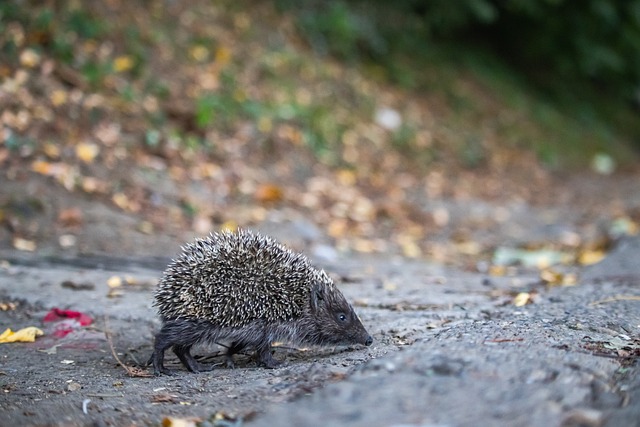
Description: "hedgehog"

(148, 228), (372, 375)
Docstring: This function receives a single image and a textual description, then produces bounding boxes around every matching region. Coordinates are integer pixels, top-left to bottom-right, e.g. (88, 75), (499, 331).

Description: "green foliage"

(280, 0), (640, 155)
(283, 0), (640, 103)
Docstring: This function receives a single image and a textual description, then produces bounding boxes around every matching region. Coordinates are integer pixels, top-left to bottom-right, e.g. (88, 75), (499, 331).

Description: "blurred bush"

(279, 0), (640, 105)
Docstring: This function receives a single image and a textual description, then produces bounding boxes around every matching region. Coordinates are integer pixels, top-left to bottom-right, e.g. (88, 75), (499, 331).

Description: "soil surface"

(1, 202), (639, 427)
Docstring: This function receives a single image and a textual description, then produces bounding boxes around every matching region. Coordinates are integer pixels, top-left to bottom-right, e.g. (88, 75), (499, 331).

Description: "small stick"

(103, 315), (152, 378)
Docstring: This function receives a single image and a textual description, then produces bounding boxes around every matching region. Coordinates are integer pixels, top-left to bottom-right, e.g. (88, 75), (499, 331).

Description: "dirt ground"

(1, 170), (640, 426)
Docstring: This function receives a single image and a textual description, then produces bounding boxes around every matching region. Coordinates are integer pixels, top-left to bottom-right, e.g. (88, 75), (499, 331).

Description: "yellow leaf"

(540, 269), (563, 285)
(215, 46), (231, 66)
(578, 249), (606, 266)
(113, 55), (134, 73)
(43, 142), (61, 159)
(76, 142), (100, 163)
(489, 265), (506, 276)
(107, 276), (123, 288)
(257, 116), (272, 133)
(0, 326), (44, 343)
(220, 220), (238, 232)
(19, 49), (40, 68)
(336, 169), (357, 186)
(112, 193), (129, 210)
(50, 90), (68, 107)
(513, 292), (532, 307)
(189, 45), (209, 62)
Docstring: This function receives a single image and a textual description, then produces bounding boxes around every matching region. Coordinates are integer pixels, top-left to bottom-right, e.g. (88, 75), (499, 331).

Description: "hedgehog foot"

(257, 346), (281, 369)
(225, 341), (247, 369)
(173, 345), (214, 373)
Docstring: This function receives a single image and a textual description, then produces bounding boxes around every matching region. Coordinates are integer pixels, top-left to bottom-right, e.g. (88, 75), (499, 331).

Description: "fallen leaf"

(43, 308), (93, 326)
(107, 276), (123, 288)
(513, 292), (532, 307)
(50, 90), (68, 107)
(19, 49), (40, 68)
(113, 55), (134, 72)
(161, 417), (198, 427)
(578, 249), (606, 266)
(0, 301), (18, 311)
(67, 382), (82, 391)
(0, 327), (44, 343)
(220, 220), (238, 232)
(31, 160), (53, 175)
(189, 45), (209, 62)
(152, 393), (178, 403)
(13, 238), (36, 252)
(58, 208), (84, 227)
(76, 142), (100, 163)
(254, 183), (283, 203)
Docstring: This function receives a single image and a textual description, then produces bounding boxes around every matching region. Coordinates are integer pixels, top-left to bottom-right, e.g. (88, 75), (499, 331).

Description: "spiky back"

(154, 229), (333, 327)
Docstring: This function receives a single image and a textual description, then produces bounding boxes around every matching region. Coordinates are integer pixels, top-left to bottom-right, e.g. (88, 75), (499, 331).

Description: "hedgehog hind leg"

(225, 341), (247, 369)
(256, 343), (281, 369)
(173, 344), (213, 373)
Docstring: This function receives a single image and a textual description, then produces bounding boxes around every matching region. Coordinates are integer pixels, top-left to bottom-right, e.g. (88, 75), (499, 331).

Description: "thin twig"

(103, 314), (152, 377)
(589, 295), (640, 306)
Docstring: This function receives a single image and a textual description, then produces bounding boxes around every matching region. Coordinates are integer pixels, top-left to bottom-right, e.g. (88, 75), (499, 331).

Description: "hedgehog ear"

(311, 283), (325, 312)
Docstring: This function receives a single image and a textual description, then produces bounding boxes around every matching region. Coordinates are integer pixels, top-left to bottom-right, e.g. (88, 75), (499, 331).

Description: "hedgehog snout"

(364, 335), (373, 346)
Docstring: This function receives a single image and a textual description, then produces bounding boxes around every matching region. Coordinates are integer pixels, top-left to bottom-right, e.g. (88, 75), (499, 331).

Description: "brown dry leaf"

(112, 193), (141, 212)
(254, 183), (283, 203)
(43, 142), (61, 158)
(152, 393), (179, 403)
(58, 207), (84, 227)
(0, 302), (18, 311)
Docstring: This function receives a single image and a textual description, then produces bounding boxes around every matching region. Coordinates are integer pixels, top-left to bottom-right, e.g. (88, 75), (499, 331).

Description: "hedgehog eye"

(337, 313), (347, 322)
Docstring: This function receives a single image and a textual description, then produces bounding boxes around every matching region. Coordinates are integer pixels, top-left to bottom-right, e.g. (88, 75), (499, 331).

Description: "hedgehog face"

(309, 281), (373, 347)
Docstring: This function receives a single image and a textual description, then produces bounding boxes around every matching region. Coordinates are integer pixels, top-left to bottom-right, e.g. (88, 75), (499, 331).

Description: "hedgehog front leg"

(150, 330), (175, 376)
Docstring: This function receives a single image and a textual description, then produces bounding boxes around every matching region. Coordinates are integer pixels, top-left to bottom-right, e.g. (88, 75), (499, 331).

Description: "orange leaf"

(31, 160), (52, 175)
(254, 184), (283, 203)
(58, 208), (84, 227)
